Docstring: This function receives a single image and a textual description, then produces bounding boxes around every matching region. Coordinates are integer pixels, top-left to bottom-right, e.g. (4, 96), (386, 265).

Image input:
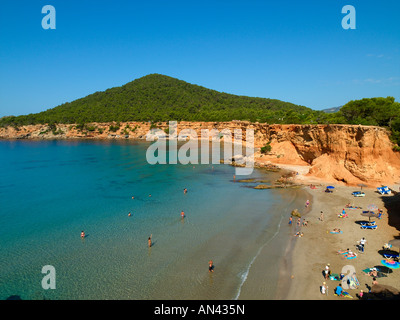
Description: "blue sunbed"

(360, 225), (377, 230)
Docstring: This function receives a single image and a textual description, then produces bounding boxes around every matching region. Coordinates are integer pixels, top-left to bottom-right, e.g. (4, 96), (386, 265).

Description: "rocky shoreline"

(1, 121), (400, 187)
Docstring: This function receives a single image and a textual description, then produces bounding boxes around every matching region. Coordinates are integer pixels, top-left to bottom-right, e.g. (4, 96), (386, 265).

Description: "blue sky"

(0, 0), (399, 117)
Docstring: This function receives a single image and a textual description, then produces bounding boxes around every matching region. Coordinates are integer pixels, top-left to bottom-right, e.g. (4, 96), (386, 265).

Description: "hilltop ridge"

(0, 74), (318, 126)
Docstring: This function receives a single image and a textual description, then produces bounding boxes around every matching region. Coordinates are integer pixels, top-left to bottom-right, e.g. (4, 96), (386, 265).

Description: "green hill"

(0, 74), (322, 126)
(1, 74), (399, 148)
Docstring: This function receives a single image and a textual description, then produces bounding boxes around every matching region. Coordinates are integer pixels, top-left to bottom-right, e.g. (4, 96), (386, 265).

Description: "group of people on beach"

(318, 190), (397, 299)
(288, 200), (311, 237)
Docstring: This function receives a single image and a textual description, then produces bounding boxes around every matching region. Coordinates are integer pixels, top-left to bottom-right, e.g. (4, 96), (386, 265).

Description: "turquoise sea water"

(0, 140), (302, 300)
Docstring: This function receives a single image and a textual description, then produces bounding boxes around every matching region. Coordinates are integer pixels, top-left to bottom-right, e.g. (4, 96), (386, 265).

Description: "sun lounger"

(360, 225), (377, 230)
(361, 225), (378, 230)
(377, 186), (391, 195)
(360, 221), (376, 226)
(383, 253), (399, 259)
(361, 224), (378, 230)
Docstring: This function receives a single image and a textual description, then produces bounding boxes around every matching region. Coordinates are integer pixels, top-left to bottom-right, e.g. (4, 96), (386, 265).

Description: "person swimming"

(183, 188), (187, 194)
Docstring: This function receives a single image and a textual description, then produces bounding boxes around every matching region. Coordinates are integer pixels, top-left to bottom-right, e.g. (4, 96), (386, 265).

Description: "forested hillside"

(0, 74), (321, 125)
(1, 74), (399, 148)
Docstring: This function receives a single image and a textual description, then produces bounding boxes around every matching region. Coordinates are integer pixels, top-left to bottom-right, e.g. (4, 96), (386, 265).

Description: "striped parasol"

(367, 204), (378, 211)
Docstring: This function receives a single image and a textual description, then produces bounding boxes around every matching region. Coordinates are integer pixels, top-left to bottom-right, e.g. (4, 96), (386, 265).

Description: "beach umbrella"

(361, 211), (379, 222)
(358, 183), (367, 190)
(367, 204), (378, 211)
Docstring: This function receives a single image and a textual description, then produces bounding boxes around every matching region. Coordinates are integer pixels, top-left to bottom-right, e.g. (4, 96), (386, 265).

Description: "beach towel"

(348, 274), (359, 289)
(361, 268), (387, 278)
(329, 273), (341, 281)
(341, 292), (353, 298)
(381, 260), (400, 269)
(334, 291), (353, 298)
(330, 230), (343, 234)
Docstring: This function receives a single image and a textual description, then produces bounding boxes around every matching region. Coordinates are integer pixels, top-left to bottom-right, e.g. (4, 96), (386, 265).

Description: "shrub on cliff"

(260, 142), (272, 154)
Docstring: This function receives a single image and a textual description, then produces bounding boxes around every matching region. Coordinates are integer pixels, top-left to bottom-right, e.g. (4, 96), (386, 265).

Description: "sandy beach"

(276, 170), (400, 300)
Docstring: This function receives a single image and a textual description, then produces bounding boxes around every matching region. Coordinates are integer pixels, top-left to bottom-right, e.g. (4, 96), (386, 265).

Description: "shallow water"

(0, 139), (302, 300)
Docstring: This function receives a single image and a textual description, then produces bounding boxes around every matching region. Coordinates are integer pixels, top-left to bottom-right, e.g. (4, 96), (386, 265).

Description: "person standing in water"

(148, 235), (152, 248)
(183, 188), (187, 194)
(181, 211), (185, 219)
(81, 231), (85, 239)
(208, 260), (214, 273)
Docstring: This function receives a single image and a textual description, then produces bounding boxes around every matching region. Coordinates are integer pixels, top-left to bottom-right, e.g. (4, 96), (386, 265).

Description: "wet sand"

(236, 187), (310, 299)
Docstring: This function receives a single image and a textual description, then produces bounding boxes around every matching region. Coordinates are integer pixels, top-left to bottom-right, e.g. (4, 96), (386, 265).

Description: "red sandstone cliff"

(254, 124), (400, 187)
(1, 122), (399, 187)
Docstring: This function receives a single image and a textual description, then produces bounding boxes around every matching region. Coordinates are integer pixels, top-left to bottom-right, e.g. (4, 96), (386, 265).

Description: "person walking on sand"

(321, 282), (328, 295)
(359, 237), (367, 253)
(320, 211), (324, 221)
(288, 216), (292, 225)
(324, 264), (331, 280)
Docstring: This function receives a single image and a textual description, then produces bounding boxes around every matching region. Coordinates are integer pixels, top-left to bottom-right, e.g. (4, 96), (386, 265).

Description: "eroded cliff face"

(1, 122), (399, 187)
(254, 124), (400, 187)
